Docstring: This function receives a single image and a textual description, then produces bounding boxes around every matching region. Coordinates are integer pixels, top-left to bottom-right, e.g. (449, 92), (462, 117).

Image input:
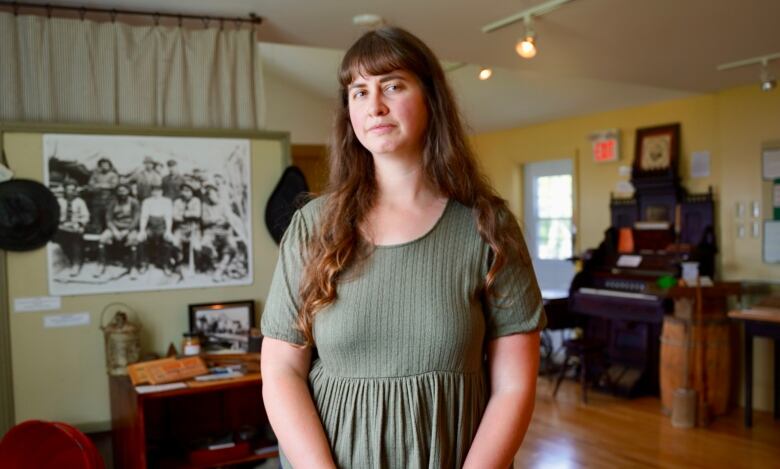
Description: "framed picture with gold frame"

(633, 123), (680, 176)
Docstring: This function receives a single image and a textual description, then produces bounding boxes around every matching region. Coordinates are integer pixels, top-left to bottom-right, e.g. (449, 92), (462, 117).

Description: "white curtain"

(0, 12), (265, 129)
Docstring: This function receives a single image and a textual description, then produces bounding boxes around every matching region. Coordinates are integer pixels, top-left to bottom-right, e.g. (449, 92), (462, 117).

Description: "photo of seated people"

(44, 134), (252, 295)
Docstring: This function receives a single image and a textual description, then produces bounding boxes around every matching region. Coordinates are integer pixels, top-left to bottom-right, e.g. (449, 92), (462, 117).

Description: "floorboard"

(517, 379), (780, 468)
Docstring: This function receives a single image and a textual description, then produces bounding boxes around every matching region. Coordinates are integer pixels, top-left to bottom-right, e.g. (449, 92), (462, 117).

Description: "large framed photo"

(189, 300), (256, 353)
(43, 133), (253, 296)
(633, 123), (680, 175)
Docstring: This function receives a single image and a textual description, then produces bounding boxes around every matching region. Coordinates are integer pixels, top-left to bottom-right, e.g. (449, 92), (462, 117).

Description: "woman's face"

(347, 69), (428, 158)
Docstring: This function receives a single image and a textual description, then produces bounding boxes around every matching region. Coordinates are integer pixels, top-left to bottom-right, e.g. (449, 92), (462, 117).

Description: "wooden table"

(727, 308), (780, 427)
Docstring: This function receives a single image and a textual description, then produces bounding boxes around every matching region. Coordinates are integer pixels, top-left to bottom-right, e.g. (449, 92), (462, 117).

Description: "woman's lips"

(369, 124), (396, 133)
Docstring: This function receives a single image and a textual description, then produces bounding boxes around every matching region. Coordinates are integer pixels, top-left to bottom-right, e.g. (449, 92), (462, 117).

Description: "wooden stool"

(552, 338), (607, 403)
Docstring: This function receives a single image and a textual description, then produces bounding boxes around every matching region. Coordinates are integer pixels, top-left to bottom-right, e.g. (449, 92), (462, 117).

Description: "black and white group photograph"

(43, 133), (253, 296)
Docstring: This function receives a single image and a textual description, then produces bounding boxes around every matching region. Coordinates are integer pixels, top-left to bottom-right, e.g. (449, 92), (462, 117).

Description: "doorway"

(522, 159), (575, 294)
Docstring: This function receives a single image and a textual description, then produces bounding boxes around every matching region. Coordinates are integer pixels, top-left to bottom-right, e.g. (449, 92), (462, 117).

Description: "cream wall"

(3, 128), (288, 430)
(472, 84), (780, 412)
(263, 66), (334, 145)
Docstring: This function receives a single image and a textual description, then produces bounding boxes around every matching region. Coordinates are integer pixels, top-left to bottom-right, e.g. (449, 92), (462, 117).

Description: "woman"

(261, 26), (546, 469)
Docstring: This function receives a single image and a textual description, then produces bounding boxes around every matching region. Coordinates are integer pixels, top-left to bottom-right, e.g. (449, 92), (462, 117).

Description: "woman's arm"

(261, 337), (337, 469)
(462, 331), (541, 469)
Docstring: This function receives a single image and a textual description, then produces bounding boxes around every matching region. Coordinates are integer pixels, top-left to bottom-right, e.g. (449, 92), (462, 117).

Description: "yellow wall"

(472, 94), (721, 250)
(3, 128), (287, 430)
(472, 84), (780, 411)
(716, 86), (780, 280)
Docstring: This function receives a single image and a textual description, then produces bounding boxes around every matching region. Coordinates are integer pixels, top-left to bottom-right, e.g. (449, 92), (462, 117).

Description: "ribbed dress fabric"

(261, 197), (546, 469)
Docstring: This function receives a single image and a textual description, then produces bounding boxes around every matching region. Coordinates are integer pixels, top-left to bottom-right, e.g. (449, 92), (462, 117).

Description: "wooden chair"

(0, 420), (105, 469)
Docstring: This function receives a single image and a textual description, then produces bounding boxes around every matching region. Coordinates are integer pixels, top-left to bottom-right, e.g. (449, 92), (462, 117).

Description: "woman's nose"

(368, 93), (388, 117)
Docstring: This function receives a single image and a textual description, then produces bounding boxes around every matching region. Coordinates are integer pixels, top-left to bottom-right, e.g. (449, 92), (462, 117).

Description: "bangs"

(338, 33), (415, 87)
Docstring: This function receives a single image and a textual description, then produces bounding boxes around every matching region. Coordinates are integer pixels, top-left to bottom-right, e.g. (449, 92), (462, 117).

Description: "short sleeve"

(481, 231), (547, 340)
(261, 209), (310, 345)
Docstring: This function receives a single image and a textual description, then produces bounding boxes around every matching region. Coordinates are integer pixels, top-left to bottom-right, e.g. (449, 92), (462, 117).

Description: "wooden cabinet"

(109, 374), (277, 468)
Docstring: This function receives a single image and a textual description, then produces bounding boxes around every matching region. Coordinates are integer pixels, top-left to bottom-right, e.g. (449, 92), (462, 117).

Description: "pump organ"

(567, 123), (717, 396)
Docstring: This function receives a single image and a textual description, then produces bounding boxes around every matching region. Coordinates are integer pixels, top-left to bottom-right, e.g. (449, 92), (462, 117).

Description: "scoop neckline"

(373, 199), (452, 249)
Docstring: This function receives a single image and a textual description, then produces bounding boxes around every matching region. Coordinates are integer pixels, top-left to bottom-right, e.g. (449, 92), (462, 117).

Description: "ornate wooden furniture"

(568, 123), (718, 397)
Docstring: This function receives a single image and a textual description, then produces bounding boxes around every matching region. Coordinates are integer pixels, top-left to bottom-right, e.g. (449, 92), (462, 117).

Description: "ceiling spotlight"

(716, 52), (780, 92)
(516, 35), (537, 59)
(516, 16), (537, 59)
(516, 36), (537, 58)
(478, 67), (493, 80)
(483, 0), (577, 59)
(760, 61), (776, 92)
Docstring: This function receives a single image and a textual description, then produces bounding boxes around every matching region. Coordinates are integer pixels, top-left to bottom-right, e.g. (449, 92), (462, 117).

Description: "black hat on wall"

(265, 166), (309, 244)
(0, 179), (60, 251)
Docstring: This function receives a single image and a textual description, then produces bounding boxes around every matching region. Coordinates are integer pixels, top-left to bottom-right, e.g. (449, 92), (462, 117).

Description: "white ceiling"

(21, 0), (780, 132)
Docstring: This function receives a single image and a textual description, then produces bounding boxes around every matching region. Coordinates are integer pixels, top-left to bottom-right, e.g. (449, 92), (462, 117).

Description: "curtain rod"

(3, 2), (262, 26)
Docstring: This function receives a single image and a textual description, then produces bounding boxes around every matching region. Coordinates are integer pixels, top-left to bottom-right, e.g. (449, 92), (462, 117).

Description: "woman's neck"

(372, 153), (440, 208)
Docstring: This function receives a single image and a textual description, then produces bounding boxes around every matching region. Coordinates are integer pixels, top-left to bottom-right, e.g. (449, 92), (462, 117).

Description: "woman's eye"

(352, 90), (366, 99)
(385, 84), (400, 93)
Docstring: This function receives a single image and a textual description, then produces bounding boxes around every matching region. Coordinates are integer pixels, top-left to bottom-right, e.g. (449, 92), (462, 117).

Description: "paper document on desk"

(135, 382), (187, 394)
(194, 371), (244, 382)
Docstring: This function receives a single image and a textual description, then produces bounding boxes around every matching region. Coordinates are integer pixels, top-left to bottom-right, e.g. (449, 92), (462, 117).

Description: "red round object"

(0, 420), (104, 469)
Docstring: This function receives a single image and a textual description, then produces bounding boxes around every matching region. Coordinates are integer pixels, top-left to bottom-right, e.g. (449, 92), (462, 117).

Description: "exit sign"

(589, 129), (620, 163)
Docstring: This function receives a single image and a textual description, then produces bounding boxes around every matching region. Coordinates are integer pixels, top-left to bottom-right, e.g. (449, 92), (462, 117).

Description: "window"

(535, 174), (573, 260)
(523, 158), (574, 292)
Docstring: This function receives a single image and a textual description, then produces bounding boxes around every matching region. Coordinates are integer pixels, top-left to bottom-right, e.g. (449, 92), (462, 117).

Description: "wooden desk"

(728, 308), (780, 427)
(109, 373), (278, 468)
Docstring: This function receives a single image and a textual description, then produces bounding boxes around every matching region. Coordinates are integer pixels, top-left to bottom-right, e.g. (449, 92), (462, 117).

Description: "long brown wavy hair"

(295, 26), (528, 346)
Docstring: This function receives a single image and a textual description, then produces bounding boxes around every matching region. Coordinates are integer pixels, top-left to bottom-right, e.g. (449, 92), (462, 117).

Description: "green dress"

(261, 197), (546, 468)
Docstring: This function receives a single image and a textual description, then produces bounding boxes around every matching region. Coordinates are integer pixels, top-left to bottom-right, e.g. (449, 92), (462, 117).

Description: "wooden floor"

(517, 379), (780, 468)
(92, 379), (778, 468)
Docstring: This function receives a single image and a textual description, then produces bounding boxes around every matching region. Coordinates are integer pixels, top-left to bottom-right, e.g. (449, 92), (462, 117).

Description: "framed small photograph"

(188, 300), (256, 353)
(633, 123), (680, 175)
